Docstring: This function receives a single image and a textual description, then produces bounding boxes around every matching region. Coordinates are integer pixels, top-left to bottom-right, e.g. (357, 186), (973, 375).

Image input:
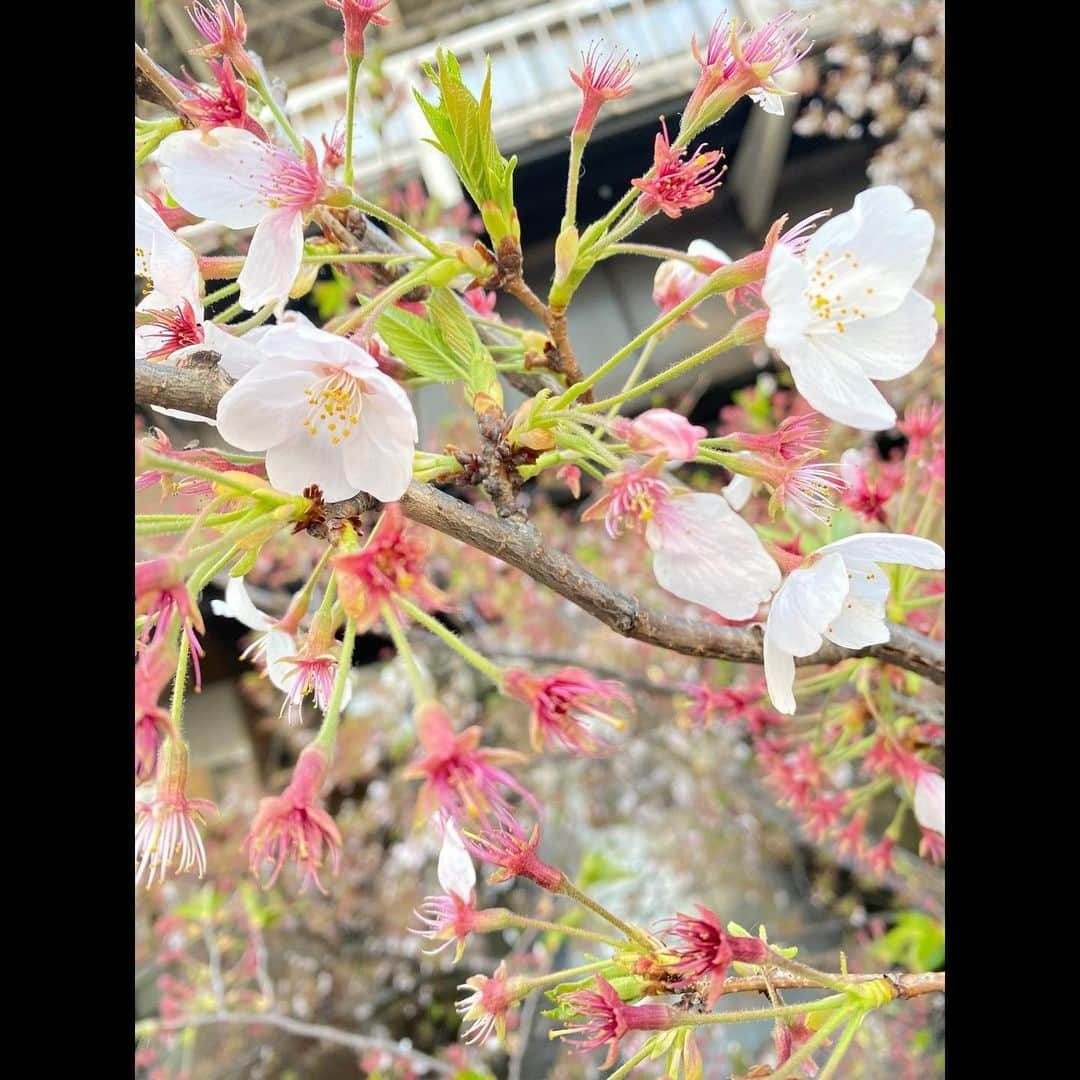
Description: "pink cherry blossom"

(612, 408), (707, 463)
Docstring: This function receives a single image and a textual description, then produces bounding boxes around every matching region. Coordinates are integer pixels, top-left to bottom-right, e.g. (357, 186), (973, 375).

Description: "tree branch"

(139, 1011), (454, 1074)
(134, 360), (944, 684)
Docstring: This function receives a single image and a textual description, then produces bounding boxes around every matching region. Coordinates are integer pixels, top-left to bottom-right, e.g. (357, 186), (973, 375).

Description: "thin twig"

(142, 1012), (454, 1074)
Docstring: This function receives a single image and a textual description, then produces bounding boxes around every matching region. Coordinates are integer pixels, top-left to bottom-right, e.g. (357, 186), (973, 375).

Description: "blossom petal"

(763, 626), (797, 715)
(766, 554), (849, 656)
(149, 405), (218, 426)
(211, 577), (272, 632)
(135, 196), (202, 302)
(804, 186), (934, 317)
(688, 238), (732, 264)
(784, 338), (898, 430)
(202, 322), (265, 380)
(822, 290), (938, 380)
(237, 208), (304, 312)
(341, 372), (419, 502)
(763, 245), (812, 352)
(816, 533), (945, 570)
(749, 87), (786, 115)
(646, 492), (780, 620)
(823, 596), (889, 649)
(155, 127), (277, 229)
(914, 772), (945, 836)
(437, 820), (476, 899)
(265, 629), (299, 691)
(722, 473), (753, 511)
(265, 429), (354, 500)
(255, 319), (379, 373)
(216, 360), (315, 450)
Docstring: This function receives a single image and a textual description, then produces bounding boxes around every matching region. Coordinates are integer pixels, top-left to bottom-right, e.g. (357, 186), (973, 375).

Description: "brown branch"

(134, 360), (944, 684)
(134, 44), (193, 121)
(715, 970), (944, 1000)
(140, 1011), (453, 1074)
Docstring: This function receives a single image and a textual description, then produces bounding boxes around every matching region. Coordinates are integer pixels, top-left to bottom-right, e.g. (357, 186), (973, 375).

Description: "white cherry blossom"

(763, 533), (945, 714)
(216, 319), (418, 502)
(155, 127), (328, 313)
(762, 186), (936, 430)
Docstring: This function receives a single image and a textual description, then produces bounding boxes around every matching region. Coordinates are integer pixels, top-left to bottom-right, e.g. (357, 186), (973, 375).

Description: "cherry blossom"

(215, 319), (418, 502)
(155, 127), (333, 312)
(762, 186), (936, 430)
(763, 533), (945, 714)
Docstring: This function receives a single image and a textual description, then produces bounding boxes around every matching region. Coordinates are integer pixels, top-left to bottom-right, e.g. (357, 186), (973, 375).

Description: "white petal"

(237, 209), (304, 312)
(784, 338), (897, 430)
(256, 319), (379, 373)
(823, 595), (889, 649)
(817, 533), (945, 570)
(154, 127), (277, 229)
(216, 355), (317, 450)
(265, 430), (355, 500)
(341, 372), (419, 503)
(215, 577), (273, 632)
(749, 87), (786, 115)
(844, 559), (890, 609)
(202, 322), (265, 380)
(135, 196), (202, 304)
(687, 239), (732, 264)
(763, 245), (812, 352)
(646, 493), (780, 620)
(820, 290), (937, 380)
(149, 404), (218, 426)
(265, 629), (299, 691)
(766, 554), (850, 656)
(722, 473), (753, 512)
(763, 626), (797, 715)
(805, 186), (934, 317)
(437, 820), (476, 899)
(914, 772), (945, 836)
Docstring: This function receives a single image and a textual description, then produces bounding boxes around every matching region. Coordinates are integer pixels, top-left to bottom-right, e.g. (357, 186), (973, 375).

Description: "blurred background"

(135, 1), (944, 1076)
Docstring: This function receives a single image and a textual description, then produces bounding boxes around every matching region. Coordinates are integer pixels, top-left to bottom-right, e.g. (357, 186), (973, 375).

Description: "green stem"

(601, 243), (701, 265)
(380, 602), (432, 703)
(251, 78), (304, 155)
(524, 959), (612, 990)
(202, 282), (241, 306)
(557, 262), (754, 408)
(503, 913), (623, 949)
(333, 265), (432, 337)
(557, 878), (653, 948)
(139, 451), (292, 501)
(394, 596), (505, 685)
(349, 195), (444, 258)
(562, 132), (587, 232)
(815, 1010), (865, 1080)
(764, 1007), (857, 1080)
(229, 304), (276, 334)
(767, 952), (853, 995)
(604, 337), (660, 420)
(603, 1044), (655, 1080)
(581, 330), (739, 414)
(680, 993), (849, 1027)
(135, 511), (250, 537)
(211, 301), (244, 324)
(170, 633), (192, 734)
(312, 617), (356, 758)
(343, 56), (361, 189)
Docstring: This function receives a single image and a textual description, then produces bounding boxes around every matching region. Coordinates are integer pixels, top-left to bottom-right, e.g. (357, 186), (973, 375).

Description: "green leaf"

(376, 303), (467, 383)
(428, 287), (482, 366)
(868, 912), (944, 973)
